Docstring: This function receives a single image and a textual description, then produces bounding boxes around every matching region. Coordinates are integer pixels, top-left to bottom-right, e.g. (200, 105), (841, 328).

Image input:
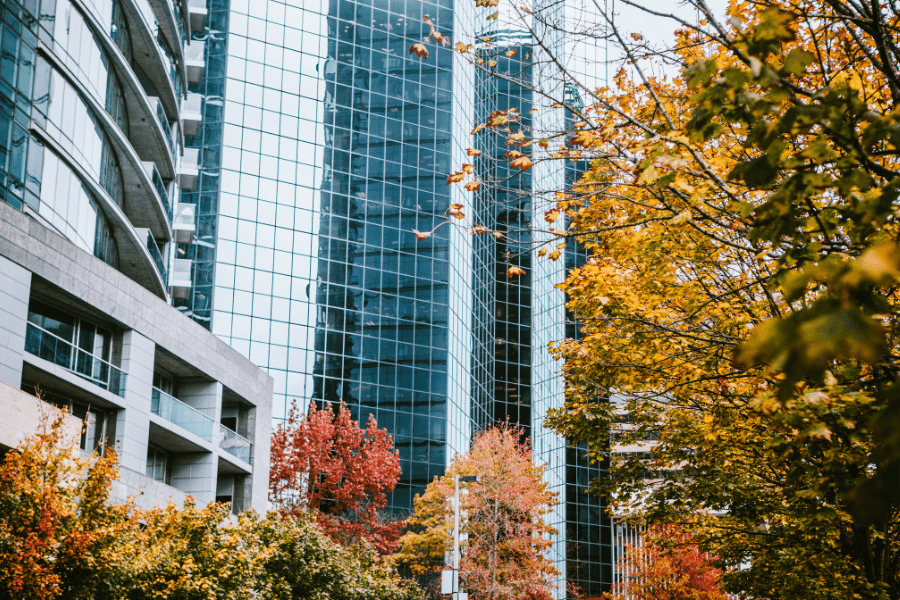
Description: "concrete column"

(171, 452), (217, 504)
(114, 330), (155, 474)
(0, 255), (31, 389)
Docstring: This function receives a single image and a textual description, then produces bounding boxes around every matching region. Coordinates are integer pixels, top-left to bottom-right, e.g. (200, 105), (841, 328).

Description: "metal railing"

(144, 229), (167, 285)
(219, 424), (253, 464)
(24, 323), (127, 397)
(151, 388), (215, 442)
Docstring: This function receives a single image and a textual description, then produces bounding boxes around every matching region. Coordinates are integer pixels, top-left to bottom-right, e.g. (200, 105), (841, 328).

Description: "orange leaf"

(413, 229), (431, 241)
(467, 148), (482, 156)
(409, 43), (428, 59)
(464, 180), (481, 192)
(510, 156), (533, 170)
(505, 49), (517, 58)
(544, 208), (560, 223)
(447, 172), (465, 184)
(462, 163), (475, 174)
(507, 266), (526, 278)
(472, 225), (489, 234)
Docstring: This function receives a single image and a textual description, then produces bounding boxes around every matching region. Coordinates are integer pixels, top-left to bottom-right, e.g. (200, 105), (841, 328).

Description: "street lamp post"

(442, 474), (477, 600)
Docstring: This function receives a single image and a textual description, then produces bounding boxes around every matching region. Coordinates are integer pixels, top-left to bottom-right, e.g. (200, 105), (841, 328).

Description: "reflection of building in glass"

(0, 0), (271, 514)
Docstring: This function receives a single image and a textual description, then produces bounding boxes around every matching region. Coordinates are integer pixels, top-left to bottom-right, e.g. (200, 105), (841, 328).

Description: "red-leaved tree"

(269, 400), (403, 553)
(608, 525), (727, 600)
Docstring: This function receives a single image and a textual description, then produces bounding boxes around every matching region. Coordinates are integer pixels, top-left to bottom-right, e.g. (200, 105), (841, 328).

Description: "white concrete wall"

(0, 255), (31, 389)
(0, 381), (82, 451)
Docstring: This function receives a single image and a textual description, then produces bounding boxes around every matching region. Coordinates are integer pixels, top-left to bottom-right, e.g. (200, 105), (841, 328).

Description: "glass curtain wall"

(207, 0), (475, 513)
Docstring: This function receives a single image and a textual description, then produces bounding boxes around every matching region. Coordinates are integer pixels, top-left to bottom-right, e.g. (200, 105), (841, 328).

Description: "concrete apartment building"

(0, 0), (272, 512)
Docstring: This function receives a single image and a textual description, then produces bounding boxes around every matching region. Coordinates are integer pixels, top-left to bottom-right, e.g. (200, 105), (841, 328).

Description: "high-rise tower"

(182, 0), (611, 593)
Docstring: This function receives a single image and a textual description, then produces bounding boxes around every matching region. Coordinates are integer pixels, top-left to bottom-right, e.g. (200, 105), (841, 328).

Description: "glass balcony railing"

(151, 388), (215, 442)
(144, 230), (167, 285)
(219, 425), (253, 464)
(152, 97), (174, 157)
(149, 163), (172, 220)
(24, 323), (127, 397)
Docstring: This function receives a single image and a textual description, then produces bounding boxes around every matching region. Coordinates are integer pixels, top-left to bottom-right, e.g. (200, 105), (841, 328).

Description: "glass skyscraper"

(180, 0), (610, 593)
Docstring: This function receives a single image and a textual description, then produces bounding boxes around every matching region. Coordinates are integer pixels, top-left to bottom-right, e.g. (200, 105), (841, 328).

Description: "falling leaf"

(507, 266), (526, 277)
(409, 43), (428, 59)
(413, 229), (431, 241)
(447, 172), (465, 184)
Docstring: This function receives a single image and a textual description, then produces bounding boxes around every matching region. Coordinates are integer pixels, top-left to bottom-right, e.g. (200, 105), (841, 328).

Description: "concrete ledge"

(113, 465), (189, 511)
(0, 380), (82, 451)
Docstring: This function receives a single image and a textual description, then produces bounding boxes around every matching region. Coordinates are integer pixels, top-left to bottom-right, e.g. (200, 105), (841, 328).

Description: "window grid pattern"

(177, 0), (231, 324)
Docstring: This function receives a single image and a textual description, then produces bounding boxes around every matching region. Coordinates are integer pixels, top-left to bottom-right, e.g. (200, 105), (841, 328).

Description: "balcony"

(137, 228), (168, 285)
(170, 258), (193, 299)
(151, 388), (214, 442)
(173, 202), (196, 244)
(149, 96), (175, 158)
(178, 148), (199, 190)
(184, 40), (205, 84)
(24, 323), (127, 397)
(181, 93), (203, 137)
(143, 162), (172, 221)
(188, 0), (207, 32)
(219, 424), (253, 464)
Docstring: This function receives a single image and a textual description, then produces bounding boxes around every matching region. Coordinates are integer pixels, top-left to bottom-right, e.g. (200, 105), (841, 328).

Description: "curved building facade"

(0, 0), (271, 512)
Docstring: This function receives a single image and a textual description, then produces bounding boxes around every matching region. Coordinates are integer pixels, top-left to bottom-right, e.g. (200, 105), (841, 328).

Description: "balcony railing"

(151, 388), (214, 442)
(146, 162), (172, 220)
(150, 96), (175, 157)
(143, 229), (167, 285)
(219, 424), (253, 464)
(25, 323), (127, 397)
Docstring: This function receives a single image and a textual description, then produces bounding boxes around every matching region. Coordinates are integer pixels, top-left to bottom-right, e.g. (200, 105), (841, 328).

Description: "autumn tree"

(269, 400), (404, 553)
(403, 0), (900, 597)
(607, 526), (727, 600)
(395, 426), (558, 600)
(0, 415), (140, 600)
(0, 412), (423, 600)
